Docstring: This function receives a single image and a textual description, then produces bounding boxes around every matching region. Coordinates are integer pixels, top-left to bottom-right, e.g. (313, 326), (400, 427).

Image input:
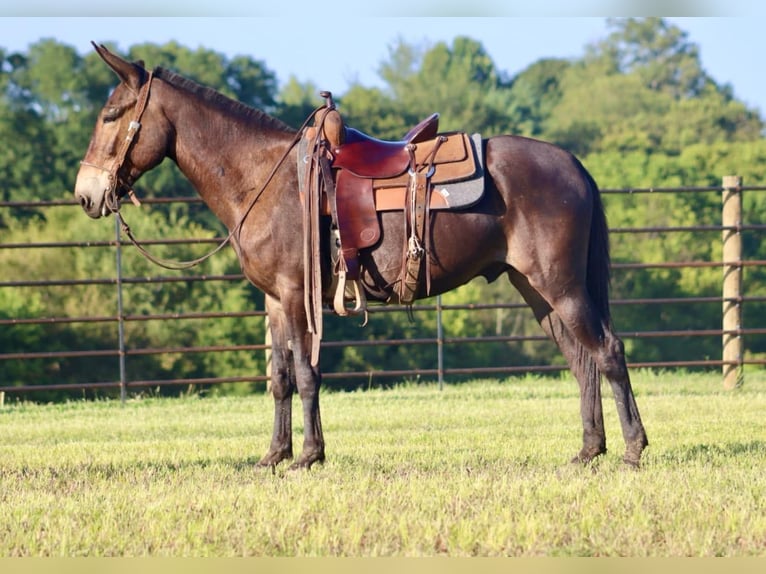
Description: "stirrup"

(333, 268), (367, 317)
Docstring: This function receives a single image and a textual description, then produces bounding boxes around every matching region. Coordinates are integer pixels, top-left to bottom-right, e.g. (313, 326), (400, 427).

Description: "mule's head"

(74, 43), (168, 218)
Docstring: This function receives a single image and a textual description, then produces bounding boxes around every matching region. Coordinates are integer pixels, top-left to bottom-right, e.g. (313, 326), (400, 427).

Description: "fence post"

(115, 214), (128, 403)
(265, 314), (272, 392)
(722, 175), (743, 389)
(436, 295), (444, 391)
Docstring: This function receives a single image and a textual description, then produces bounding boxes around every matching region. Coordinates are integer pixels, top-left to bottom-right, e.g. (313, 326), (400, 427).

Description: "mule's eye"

(102, 106), (121, 122)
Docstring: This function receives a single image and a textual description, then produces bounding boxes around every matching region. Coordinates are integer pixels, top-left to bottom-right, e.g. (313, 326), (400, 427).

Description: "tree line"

(2, 17), (766, 399)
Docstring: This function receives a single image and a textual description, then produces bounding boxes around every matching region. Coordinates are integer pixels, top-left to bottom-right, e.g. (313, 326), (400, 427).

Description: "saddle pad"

(374, 133), (484, 211)
(371, 132), (473, 188)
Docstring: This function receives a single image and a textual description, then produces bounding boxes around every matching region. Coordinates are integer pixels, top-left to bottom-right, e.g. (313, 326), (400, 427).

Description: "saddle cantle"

(299, 92), (486, 359)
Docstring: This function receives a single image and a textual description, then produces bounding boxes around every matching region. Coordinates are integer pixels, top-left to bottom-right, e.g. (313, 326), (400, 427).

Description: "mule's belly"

(357, 209), (507, 301)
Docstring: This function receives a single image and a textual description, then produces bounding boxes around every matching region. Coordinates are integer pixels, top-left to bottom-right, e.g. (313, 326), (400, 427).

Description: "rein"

(92, 71), (326, 271)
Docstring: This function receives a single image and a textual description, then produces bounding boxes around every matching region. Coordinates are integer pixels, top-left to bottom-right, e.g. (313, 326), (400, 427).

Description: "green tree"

(543, 18), (763, 157)
(588, 17), (711, 98)
(505, 58), (571, 138)
(376, 36), (515, 135)
(336, 84), (406, 140)
(274, 75), (323, 128)
(0, 40), (119, 209)
(127, 42), (278, 111)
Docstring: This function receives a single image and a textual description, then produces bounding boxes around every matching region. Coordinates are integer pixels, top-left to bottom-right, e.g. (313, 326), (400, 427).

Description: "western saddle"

(299, 92), (484, 364)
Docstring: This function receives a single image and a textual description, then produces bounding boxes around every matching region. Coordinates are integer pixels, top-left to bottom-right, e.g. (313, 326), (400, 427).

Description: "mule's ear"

(91, 41), (145, 92)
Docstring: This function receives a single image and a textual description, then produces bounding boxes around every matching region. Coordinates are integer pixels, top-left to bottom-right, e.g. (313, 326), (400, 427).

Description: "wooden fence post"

(265, 314), (272, 392)
(437, 295), (444, 391)
(722, 175), (743, 389)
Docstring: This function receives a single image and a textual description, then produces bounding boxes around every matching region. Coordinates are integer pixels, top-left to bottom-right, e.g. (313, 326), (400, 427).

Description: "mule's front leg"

(257, 377), (295, 468)
(257, 379), (294, 467)
(262, 295), (325, 470)
(290, 338), (325, 470)
(257, 298), (295, 467)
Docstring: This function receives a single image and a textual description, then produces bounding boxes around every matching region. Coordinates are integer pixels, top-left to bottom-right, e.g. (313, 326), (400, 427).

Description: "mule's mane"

(153, 66), (296, 134)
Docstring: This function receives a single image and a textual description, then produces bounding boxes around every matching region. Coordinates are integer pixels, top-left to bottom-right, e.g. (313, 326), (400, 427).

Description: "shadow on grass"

(2, 455), (279, 483)
(656, 440), (766, 464)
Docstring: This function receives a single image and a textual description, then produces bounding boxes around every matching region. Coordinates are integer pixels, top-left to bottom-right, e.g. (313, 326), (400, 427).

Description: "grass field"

(1, 371), (765, 557)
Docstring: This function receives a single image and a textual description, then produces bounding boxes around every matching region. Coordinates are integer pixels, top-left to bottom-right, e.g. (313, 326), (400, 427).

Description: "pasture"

(1, 371), (765, 557)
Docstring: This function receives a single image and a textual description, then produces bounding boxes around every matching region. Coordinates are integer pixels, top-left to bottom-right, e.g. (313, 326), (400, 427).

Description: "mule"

(74, 44), (648, 469)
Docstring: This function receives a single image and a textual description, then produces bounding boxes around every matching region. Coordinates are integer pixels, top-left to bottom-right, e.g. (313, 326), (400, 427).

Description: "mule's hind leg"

(592, 328), (648, 466)
(532, 281), (648, 467)
(508, 270), (607, 463)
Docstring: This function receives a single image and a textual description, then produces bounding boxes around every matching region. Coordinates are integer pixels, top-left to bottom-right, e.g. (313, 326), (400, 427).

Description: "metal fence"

(1, 177), (765, 399)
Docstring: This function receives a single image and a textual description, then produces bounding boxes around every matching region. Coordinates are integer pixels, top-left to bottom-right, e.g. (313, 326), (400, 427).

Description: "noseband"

(80, 70), (154, 213)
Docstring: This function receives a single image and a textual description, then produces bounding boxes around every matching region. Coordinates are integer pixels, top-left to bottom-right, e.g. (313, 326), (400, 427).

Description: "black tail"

(571, 158), (613, 393)
(578, 159), (612, 327)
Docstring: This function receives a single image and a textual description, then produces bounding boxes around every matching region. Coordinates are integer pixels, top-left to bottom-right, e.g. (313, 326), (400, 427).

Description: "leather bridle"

(79, 69), (154, 214)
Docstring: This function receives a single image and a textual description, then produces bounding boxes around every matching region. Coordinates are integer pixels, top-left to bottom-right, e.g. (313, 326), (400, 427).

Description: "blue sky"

(1, 15), (765, 115)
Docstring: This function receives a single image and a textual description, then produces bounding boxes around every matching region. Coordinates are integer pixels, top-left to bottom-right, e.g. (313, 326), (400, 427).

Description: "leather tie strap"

(396, 136), (445, 304)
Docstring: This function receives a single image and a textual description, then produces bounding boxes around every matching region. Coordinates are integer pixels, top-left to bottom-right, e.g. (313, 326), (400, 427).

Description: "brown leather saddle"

(299, 92), (485, 335)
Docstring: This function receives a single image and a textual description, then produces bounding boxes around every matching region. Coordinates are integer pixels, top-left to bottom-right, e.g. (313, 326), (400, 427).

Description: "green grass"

(1, 371), (765, 557)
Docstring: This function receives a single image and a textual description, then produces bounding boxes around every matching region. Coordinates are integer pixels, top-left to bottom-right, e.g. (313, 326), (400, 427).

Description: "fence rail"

(1, 178), (764, 398)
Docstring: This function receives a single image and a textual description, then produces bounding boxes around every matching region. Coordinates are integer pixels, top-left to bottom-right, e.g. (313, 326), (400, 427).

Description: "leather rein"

(87, 69), (321, 271)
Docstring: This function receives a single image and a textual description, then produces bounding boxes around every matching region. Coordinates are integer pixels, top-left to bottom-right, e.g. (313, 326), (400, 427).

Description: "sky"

(1, 11), (765, 116)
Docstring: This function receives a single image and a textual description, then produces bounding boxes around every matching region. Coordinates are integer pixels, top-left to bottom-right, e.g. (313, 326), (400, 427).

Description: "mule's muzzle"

(74, 188), (106, 219)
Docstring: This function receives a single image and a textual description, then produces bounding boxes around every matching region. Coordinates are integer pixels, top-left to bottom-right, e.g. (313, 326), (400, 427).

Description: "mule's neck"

(157, 79), (299, 231)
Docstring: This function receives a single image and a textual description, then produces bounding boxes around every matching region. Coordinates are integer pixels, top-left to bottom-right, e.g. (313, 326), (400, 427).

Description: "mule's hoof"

(571, 447), (606, 465)
(623, 438), (648, 469)
(257, 448), (293, 468)
(288, 450), (325, 471)
(622, 455), (642, 469)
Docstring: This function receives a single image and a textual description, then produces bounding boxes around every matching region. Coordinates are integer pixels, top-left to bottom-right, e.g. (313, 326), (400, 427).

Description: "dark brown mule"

(74, 45), (647, 469)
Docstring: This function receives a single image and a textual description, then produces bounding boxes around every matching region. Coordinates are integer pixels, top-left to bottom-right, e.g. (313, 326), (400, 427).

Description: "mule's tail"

(574, 158), (613, 397)
(579, 159), (612, 328)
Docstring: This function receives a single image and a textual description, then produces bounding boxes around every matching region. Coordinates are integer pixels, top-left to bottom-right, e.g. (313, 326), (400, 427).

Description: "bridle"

(80, 69), (154, 215)
(81, 68), (327, 271)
